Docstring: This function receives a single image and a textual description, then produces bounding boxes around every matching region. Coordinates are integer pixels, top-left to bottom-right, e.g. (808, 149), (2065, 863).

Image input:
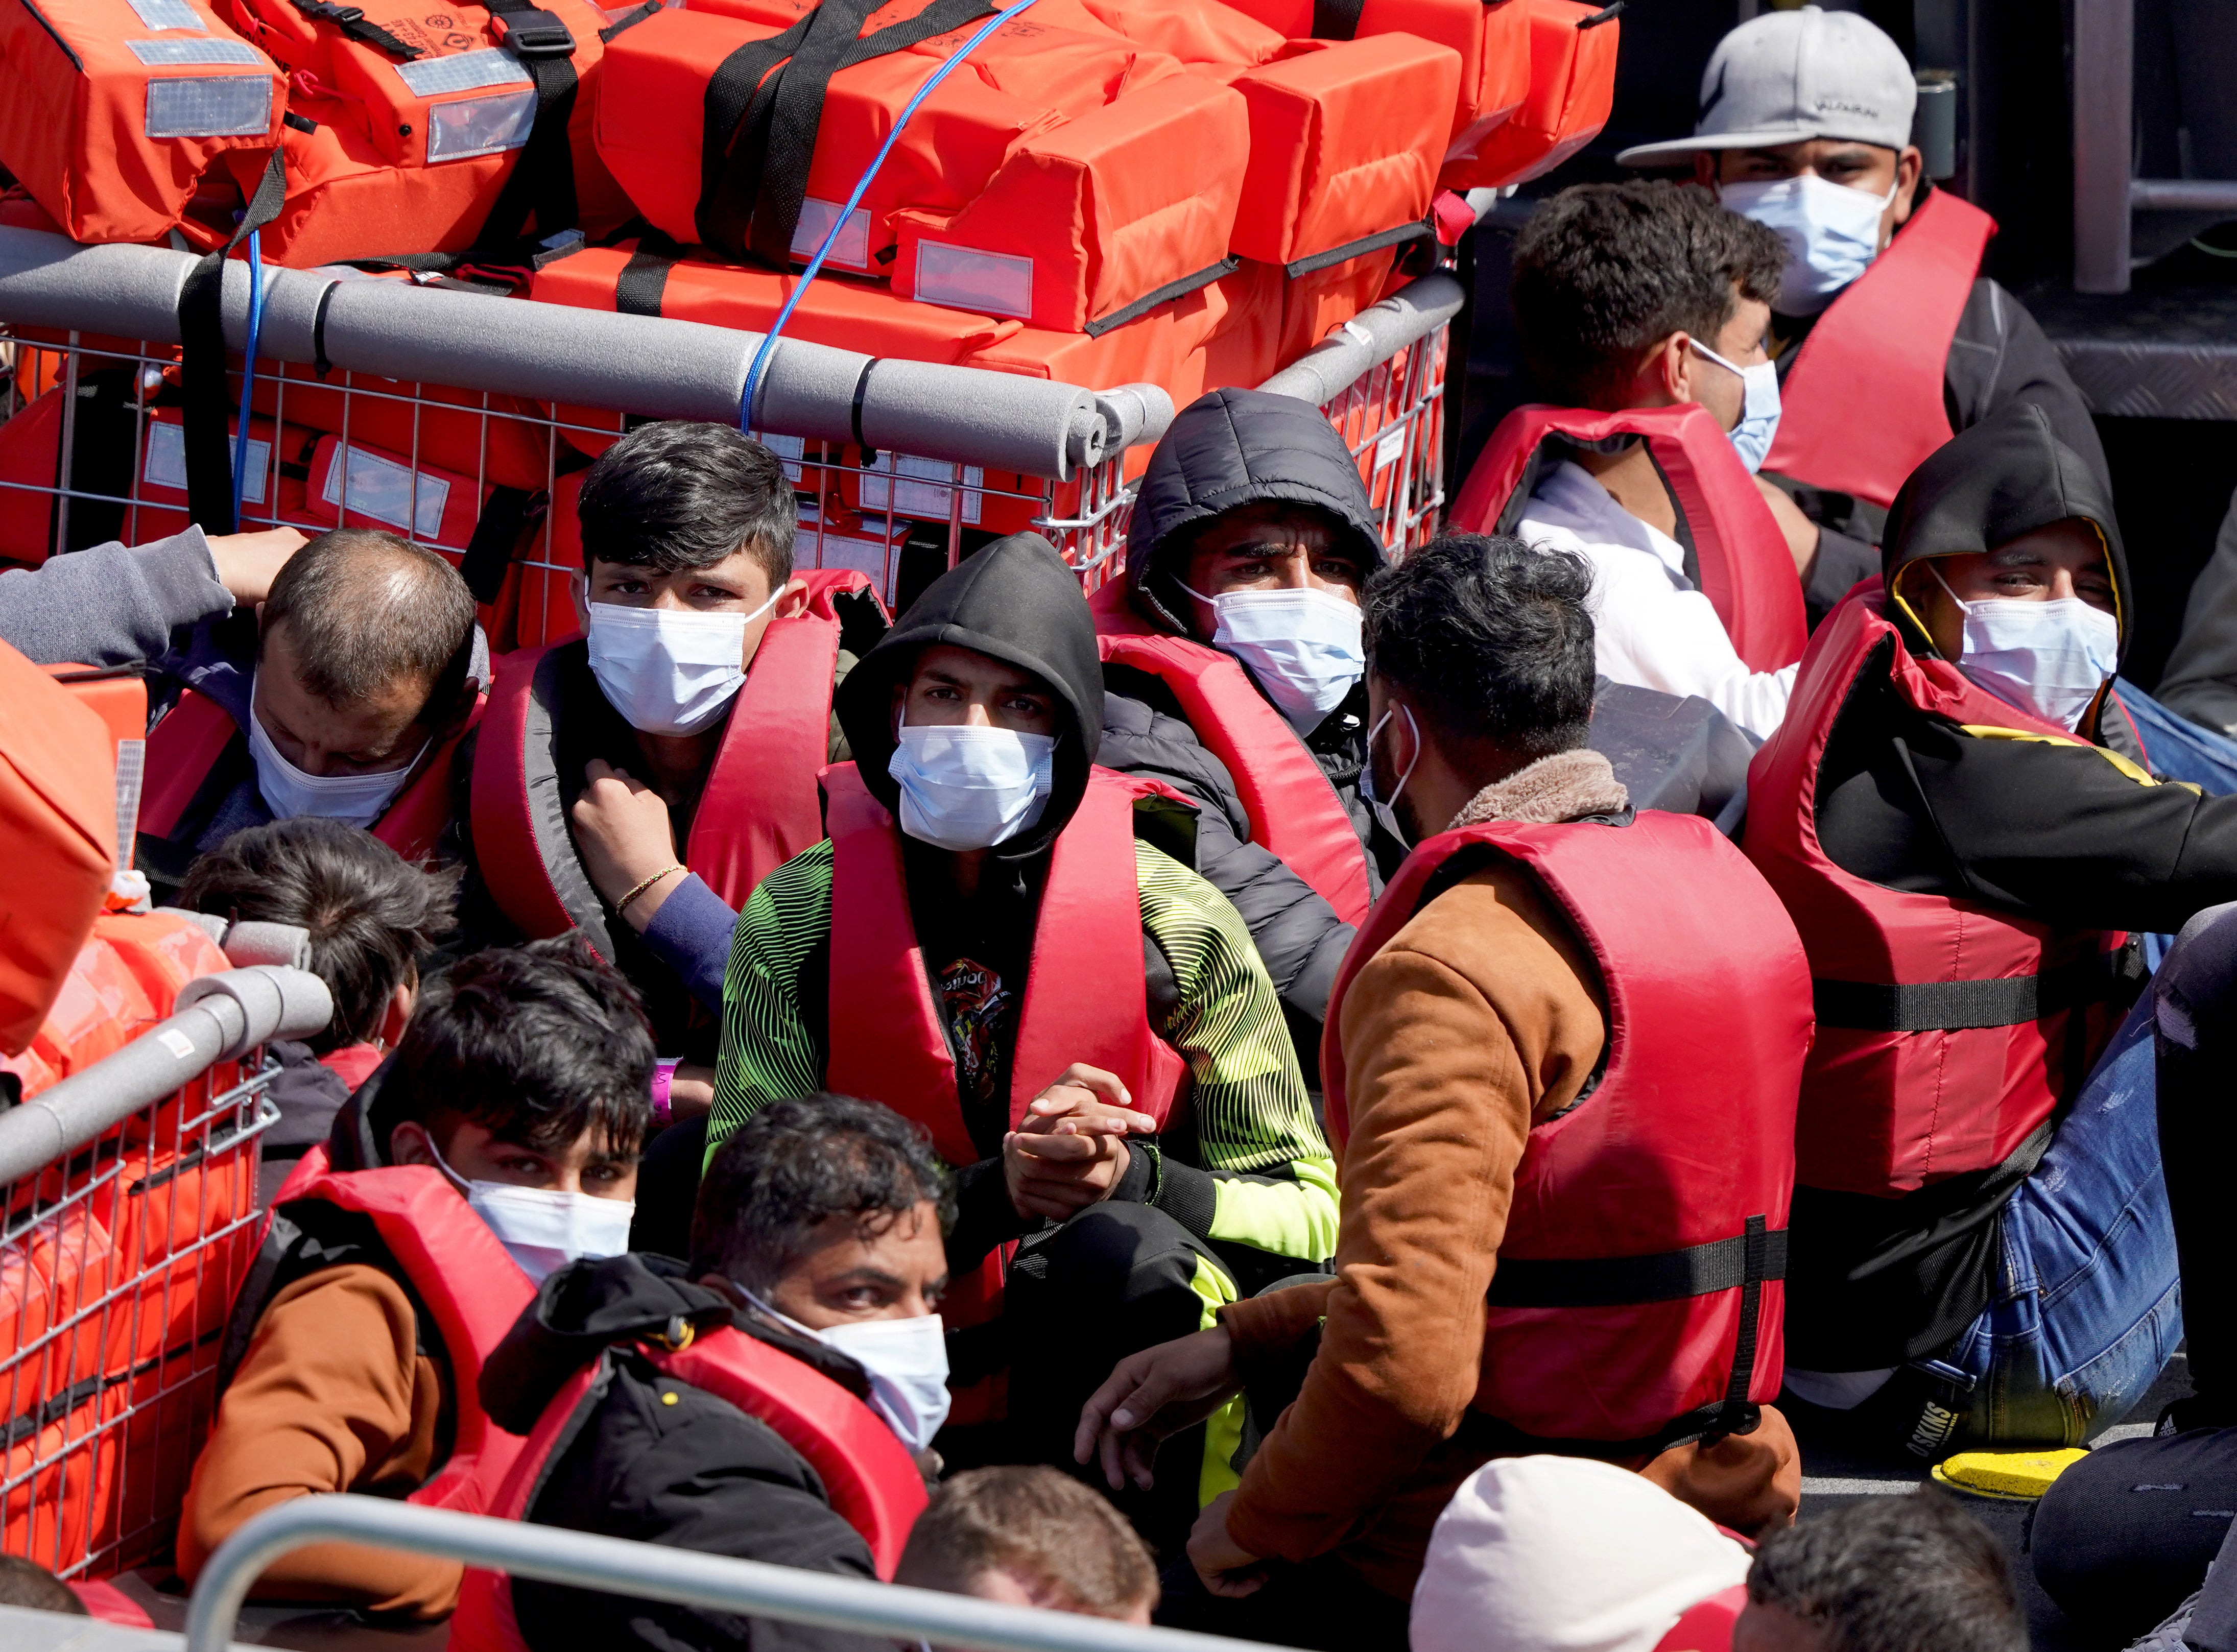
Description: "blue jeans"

(1931, 989), (2183, 1447)
(2112, 682), (2237, 969)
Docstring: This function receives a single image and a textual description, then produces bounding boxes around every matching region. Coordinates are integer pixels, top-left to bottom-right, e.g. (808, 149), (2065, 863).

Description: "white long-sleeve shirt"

(1516, 461), (1797, 739)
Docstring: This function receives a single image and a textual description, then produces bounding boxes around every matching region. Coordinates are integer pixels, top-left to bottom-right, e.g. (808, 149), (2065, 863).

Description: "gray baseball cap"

(1615, 6), (1917, 167)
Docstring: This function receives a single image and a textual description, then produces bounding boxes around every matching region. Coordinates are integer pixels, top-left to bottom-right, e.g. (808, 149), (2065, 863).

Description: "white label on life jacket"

(128, 0), (206, 28)
(425, 88), (538, 162)
(129, 36), (257, 63)
(757, 431), (805, 483)
(860, 454), (983, 524)
(144, 74), (271, 137)
(145, 421), (269, 504)
(1374, 426), (1407, 472)
(796, 524), (897, 602)
(792, 199), (871, 271)
(913, 243), (1033, 321)
(395, 47), (534, 97)
(322, 443), (450, 540)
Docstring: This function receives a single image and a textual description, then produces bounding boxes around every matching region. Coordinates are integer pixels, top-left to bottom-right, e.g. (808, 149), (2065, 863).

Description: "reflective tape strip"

(424, 87), (537, 161)
(912, 243), (1032, 321)
(145, 74), (272, 137)
(128, 36), (258, 62)
(791, 199), (870, 270)
(394, 46), (533, 96)
(146, 421), (269, 502)
(127, 0), (206, 29)
(323, 443), (451, 539)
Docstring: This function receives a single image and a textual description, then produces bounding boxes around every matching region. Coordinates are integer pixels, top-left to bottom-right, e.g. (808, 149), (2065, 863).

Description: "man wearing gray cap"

(1618, 6), (2105, 613)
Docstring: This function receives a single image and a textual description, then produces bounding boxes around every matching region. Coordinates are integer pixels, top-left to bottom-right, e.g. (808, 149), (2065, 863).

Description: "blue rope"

(230, 230), (266, 531)
(738, 0), (1040, 432)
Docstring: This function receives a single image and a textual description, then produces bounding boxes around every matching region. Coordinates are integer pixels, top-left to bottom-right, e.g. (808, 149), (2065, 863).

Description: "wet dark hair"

(897, 1466), (1157, 1617)
(1512, 180), (1788, 407)
(1364, 533), (1596, 761)
(0, 1554), (85, 1614)
(389, 933), (654, 1162)
(1747, 1488), (2027, 1652)
(577, 421), (798, 590)
(691, 1092), (953, 1289)
(179, 818), (458, 1054)
(259, 528), (477, 725)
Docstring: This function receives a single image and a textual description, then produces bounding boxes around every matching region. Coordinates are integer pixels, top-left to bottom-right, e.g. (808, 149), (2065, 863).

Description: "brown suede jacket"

(1219, 751), (1800, 1599)
(178, 1264), (460, 1617)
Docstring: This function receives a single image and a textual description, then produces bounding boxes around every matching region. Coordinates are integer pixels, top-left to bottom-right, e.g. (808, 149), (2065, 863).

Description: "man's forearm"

(0, 528), (230, 666)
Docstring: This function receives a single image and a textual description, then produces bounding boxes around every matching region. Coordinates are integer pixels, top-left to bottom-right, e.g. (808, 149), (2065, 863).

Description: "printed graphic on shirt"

(936, 956), (1013, 1114)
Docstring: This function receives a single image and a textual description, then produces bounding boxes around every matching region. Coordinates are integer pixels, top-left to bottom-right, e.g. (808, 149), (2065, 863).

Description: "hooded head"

(1882, 403), (2126, 730)
(1124, 387), (1388, 635)
(836, 533), (1102, 860)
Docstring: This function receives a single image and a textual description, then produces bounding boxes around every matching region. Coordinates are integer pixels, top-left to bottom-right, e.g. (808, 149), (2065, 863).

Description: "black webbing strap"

(695, 12), (820, 254)
(1283, 217), (1431, 279)
(1576, 0), (1624, 27)
(283, 0), (421, 58)
(474, 0), (581, 250)
(1813, 944), (2143, 1034)
(179, 148), (289, 535)
(614, 230), (682, 317)
(458, 485), (535, 603)
(1083, 256), (1240, 337)
(1488, 1224), (1787, 1309)
(597, 0), (658, 41)
(1706, 1214), (1771, 1445)
(1309, 0), (1363, 38)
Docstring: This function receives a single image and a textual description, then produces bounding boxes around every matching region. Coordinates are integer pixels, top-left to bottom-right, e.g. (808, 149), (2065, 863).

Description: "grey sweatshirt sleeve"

(0, 527), (233, 666)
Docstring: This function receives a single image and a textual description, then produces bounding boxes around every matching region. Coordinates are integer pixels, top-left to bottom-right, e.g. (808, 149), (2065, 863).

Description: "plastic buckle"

(492, 8), (575, 57)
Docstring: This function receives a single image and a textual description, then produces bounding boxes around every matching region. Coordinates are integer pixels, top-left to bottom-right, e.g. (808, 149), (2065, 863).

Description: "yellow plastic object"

(1931, 1447), (2089, 1500)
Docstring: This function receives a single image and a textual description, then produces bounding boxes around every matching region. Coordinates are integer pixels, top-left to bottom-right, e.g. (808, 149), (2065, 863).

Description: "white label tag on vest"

(913, 243), (1033, 321)
(792, 199), (871, 270)
(144, 74), (271, 137)
(145, 421), (269, 504)
(322, 443), (450, 540)
(860, 453), (983, 524)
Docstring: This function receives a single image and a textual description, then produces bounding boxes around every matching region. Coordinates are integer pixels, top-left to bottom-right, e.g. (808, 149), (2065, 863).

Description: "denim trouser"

(1930, 987), (2183, 1447)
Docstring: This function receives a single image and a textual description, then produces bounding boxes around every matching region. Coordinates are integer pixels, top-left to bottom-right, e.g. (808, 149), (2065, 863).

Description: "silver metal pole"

(2131, 179), (2237, 212)
(2072, 0), (2135, 294)
(186, 1496), (1289, 1652)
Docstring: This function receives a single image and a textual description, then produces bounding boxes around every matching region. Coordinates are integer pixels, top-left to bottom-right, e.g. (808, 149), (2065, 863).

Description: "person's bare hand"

(1004, 1064), (1156, 1220)
(1074, 1327), (1238, 1491)
(570, 759), (682, 928)
(1018, 1064), (1157, 1138)
(205, 526), (307, 606)
(1187, 1491), (1267, 1598)
(667, 1062), (715, 1120)
(1754, 474), (1822, 581)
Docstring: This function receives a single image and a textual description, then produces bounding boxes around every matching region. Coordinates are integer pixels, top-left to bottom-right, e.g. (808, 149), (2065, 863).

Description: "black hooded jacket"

(487, 1254), (893, 1652)
(1104, 389), (1757, 1078)
(1786, 402), (2237, 1371)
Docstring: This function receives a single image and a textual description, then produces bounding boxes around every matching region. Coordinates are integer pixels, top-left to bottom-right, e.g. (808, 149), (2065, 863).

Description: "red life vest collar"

(1451, 402), (1808, 673)
(1096, 625), (1373, 925)
(1321, 809), (1811, 1446)
(1764, 188), (1997, 509)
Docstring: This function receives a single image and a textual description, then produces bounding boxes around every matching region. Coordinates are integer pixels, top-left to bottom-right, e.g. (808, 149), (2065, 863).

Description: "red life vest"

(226, 1165), (536, 1515)
(1092, 588), (1372, 925)
(448, 1321), (929, 1652)
(1741, 582), (2134, 1197)
(1321, 809), (1810, 1447)
(823, 760), (1186, 1420)
(1764, 189), (1997, 511)
(469, 569), (872, 953)
(1451, 402), (1808, 675)
(1656, 1585), (1748, 1652)
(138, 686), (479, 863)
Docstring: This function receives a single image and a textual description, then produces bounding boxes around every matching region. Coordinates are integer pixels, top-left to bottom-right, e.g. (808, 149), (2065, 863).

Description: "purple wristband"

(650, 1058), (679, 1127)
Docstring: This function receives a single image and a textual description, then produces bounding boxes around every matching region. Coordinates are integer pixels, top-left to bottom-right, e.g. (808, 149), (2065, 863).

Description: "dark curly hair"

(578, 420), (798, 589)
(1747, 1488), (2026, 1652)
(691, 1093), (954, 1289)
(1365, 533), (1596, 761)
(1512, 180), (1788, 408)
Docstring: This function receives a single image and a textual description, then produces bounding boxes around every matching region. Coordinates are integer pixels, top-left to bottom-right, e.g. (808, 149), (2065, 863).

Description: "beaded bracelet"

(617, 864), (686, 914)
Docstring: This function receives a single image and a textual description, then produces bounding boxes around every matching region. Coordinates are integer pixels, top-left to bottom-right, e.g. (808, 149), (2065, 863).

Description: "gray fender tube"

(1255, 271), (1467, 407)
(0, 227), (1174, 479)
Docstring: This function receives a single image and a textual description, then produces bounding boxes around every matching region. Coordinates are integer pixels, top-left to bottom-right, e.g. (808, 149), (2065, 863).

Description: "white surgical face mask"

(1927, 561), (2120, 733)
(1179, 580), (1366, 734)
(584, 587), (781, 736)
(744, 1290), (951, 1454)
(1688, 337), (1783, 474)
(887, 724), (1055, 852)
(247, 678), (423, 829)
(1720, 174), (1898, 316)
(423, 1137), (635, 1287)
(1359, 704), (1421, 850)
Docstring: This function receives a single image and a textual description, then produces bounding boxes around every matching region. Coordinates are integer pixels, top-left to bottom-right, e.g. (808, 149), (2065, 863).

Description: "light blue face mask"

(1688, 337), (1783, 474)
(1719, 174), (1897, 316)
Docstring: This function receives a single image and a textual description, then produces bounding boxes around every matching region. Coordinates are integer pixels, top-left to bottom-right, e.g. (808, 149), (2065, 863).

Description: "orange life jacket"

(1322, 810), (1808, 1448)
(0, 0), (286, 245)
(1453, 401), (1809, 675)
(1741, 584), (2134, 1196)
(1763, 189), (1998, 511)
(1442, 0), (1616, 190)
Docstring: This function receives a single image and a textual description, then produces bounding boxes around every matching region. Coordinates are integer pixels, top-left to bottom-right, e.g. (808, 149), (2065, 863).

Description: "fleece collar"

(1446, 750), (1630, 831)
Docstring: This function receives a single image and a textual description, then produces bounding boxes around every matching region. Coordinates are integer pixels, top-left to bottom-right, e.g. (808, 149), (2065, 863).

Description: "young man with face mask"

(1742, 403), (2237, 1456)
(474, 1092), (952, 1652)
(182, 936), (651, 1617)
(1617, 7), (2108, 577)
(462, 420), (885, 1117)
(1079, 535), (1808, 1652)
(1493, 181), (1810, 739)
(1099, 387), (1760, 1087)
(134, 528), (484, 892)
(710, 532), (1336, 1521)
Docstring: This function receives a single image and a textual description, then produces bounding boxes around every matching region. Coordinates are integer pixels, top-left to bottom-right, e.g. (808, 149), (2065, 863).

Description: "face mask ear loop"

(412, 1128), (473, 1198)
(1888, 559), (1959, 659)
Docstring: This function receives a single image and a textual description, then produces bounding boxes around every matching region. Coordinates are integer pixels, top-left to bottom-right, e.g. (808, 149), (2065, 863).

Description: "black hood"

(1124, 387), (1388, 633)
(1882, 402), (2131, 669)
(835, 532), (1103, 859)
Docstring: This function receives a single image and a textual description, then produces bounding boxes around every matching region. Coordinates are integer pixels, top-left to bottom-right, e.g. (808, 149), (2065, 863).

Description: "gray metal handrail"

(186, 1496), (1289, 1652)
(0, 965), (331, 1186)
(1258, 271), (1466, 406)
